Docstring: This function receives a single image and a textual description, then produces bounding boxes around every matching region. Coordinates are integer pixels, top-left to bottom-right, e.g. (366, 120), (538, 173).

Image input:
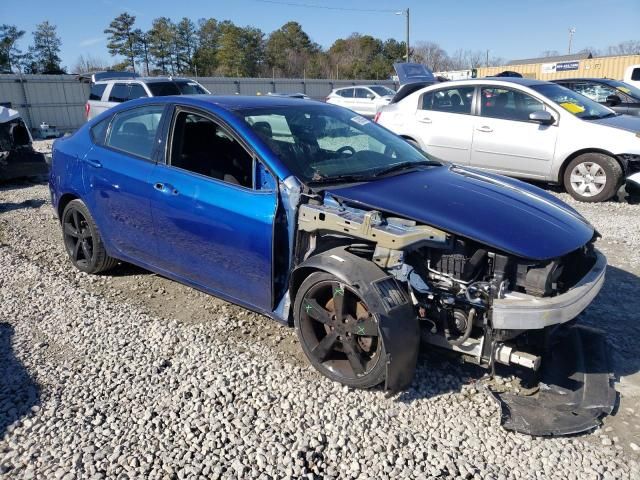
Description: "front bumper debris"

(490, 325), (616, 436)
(491, 250), (606, 330)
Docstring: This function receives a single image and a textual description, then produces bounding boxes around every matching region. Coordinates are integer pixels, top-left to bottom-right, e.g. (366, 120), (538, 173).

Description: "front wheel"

(294, 272), (386, 389)
(563, 153), (622, 202)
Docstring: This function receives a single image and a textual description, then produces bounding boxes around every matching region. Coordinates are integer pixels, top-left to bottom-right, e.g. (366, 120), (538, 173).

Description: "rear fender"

(291, 246), (419, 391)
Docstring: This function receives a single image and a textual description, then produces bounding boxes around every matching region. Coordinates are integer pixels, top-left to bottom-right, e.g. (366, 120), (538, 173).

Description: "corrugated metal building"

(477, 54), (640, 81)
(0, 74), (396, 133)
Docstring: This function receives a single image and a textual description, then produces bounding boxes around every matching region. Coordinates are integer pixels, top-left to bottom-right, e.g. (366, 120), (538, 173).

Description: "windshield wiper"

(583, 112), (618, 120)
(373, 160), (438, 177)
(308, 173), (370, 185)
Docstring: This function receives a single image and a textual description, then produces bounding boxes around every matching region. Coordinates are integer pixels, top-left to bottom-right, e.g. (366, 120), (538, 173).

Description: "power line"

(249, 0), (398, 13)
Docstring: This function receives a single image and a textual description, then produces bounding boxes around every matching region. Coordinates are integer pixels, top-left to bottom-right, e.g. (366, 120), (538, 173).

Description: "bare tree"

(607, 40), (640, 55)
(73, 54), (108, 73)
(412, 41), (450, 71)
(540, 50), (560, 58)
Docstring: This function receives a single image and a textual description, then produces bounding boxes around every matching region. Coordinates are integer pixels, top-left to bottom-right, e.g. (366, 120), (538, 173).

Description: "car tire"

(61, 199), (118, 274)
(563, 153), (622, 202)
(294, 271), (387, 389)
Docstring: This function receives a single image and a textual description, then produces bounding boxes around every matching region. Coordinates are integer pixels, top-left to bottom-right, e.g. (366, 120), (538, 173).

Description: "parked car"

(624, 64), (640, 89)
(50, 95), (614, 435)
(84, 73), (209, 121)
(376, 77), (640, 202)
(325, 85), (396, 117)
(1, 106), (49, 181)
(551, 78), (640, 116)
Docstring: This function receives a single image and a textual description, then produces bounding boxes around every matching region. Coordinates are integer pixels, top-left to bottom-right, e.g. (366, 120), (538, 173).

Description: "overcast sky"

(3, 0), (639, 70)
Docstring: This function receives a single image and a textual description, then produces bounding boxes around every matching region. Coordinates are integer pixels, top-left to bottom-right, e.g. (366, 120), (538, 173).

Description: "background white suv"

(326, 85), (395, 117)
(85, 75), (209, 121)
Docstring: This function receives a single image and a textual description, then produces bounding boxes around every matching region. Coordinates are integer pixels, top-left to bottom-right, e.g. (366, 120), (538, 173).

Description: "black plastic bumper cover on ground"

(491, 325), (616, 436)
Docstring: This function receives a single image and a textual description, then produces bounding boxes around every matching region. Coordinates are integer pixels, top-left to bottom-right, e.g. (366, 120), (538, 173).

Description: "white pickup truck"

(624, 64), (640, 88)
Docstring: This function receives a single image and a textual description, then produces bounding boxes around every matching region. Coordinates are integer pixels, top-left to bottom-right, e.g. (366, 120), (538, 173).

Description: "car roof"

(96, 77), (198, 84)
(103, 94), (324, 111)
(551, 78), (616, 83)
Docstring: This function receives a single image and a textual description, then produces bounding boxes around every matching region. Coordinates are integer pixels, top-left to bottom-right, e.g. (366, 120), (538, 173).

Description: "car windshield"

(147, 81), (207, 96)
(241, 104), (439, 184)
(369, 86), (395, 97)
(602, 80), (640, 100)
(531, 83), (615, 119)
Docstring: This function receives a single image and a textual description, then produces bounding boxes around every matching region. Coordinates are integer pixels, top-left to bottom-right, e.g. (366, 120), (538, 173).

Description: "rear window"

(146, 81), (207, 97)
(632, 68), (640, 81)
(89, 83), (107, 101)
(108, 83), (129, 103)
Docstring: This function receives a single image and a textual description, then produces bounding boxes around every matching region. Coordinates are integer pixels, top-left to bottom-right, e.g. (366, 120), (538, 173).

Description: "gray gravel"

(1, 154), (640, 478)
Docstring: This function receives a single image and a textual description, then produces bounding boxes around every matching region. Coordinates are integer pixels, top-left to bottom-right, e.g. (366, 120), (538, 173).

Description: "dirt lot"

(1, 142), (639, 478)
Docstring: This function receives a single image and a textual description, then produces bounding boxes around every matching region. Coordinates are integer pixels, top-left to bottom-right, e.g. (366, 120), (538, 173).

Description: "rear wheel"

(61, 199), (118, 274)
(294, 272), (386, 389)
(563, 153), (622, 202)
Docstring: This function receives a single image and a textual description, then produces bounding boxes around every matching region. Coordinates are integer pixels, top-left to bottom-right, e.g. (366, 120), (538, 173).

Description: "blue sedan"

(49, 95), (613, 433)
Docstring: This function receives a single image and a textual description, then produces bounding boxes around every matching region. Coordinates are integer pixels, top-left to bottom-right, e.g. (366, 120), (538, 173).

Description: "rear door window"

(105, 105), (164, 160)
(90, 117), (111, 145)
(339, 88), (354, 98)
(128, 84), (148, 100)
(421, 86), (475, 114)
(354, 88), (370, 99)
(89, 83), (107, 101)
(108, 83), (129, 103)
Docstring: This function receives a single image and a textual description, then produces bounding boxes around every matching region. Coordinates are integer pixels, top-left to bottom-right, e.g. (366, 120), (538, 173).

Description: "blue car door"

(82, 104), (167, 263)
(149, 106), (277, 311)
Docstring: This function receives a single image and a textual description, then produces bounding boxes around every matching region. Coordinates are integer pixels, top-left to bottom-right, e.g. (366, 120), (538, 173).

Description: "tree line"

(2, 15), (640, 78)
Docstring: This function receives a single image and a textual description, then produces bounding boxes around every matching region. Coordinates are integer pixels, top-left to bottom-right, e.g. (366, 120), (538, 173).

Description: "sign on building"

(541, 61), (580, 74)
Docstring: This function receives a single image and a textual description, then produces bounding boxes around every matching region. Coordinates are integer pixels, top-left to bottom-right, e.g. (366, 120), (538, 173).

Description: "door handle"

(418, 117), (432, 124)
(154, 182), (179, 195)
(85, 158), (102, 168)
(476, 126), (493, 132)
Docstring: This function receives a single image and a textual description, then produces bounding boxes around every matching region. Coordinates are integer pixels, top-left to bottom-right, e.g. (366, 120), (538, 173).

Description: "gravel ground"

(1, 142), (639, 479)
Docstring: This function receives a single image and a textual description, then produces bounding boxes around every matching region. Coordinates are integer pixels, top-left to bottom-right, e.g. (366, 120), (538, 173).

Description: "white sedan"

(375, 78), (640, 202)
(326, 85), (395, 118)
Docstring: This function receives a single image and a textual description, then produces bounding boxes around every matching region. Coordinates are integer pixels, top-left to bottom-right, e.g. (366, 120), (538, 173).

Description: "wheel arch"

(557, 148), (622, 183)
(290, 246), (420, 392)
(57, 192), (80, 220)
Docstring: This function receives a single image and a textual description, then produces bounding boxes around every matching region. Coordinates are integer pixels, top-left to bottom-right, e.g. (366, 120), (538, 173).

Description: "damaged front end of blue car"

(289, 164), (615, 436)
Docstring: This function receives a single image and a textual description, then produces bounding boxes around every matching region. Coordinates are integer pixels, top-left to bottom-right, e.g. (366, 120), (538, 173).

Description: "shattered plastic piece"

(490, 325), (616, 436)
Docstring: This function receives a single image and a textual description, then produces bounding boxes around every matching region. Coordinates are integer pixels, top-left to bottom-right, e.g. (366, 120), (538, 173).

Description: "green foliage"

(148, 17), (175, 75)
(104, 12), (138, 72)
(265, 21), (318, 77)
(174, 18), (197, 74)
(0, 24), (26, 72)
(193, 18), (218, 76)
(28, 21), (63, 73)
(215, 21), (264, 77)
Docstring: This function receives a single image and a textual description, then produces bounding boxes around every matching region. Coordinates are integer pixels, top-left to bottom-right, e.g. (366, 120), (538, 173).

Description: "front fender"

(291, 246), (419, 391)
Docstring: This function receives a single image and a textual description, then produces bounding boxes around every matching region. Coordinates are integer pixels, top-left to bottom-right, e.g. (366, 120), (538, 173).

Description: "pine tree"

(104, 13), (138, 72)
(148, 17), (175, 75)
(28, 21), (63, 73)
(0, 24), (26, 72)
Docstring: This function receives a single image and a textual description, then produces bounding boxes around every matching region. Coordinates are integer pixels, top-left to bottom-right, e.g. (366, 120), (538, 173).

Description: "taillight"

(85, 102), (90, 118)
(374, 111), (381, 123)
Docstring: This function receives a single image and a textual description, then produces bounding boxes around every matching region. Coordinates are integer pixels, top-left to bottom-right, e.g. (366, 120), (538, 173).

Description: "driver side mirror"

(529, 110), (555, 125)
(366, 93), (375, 100)
(605, 94), (622, 107)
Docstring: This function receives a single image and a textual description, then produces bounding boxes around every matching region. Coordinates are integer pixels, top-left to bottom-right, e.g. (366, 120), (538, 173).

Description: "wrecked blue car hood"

(326, 166), (594, 261)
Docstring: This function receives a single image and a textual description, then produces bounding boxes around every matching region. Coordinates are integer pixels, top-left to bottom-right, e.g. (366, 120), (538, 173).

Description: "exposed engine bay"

(296, 194), (614, 435)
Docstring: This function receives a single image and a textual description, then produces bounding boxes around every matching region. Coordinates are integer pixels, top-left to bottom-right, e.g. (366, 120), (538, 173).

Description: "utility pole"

(396, 8), (410, 62)
(486, 49), (489, 67)
(568, 27), (576, 54)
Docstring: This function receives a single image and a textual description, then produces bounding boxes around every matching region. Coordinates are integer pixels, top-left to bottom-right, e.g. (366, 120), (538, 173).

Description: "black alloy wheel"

(294, 272), (386, 388)
(61, 200), (118, 274)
